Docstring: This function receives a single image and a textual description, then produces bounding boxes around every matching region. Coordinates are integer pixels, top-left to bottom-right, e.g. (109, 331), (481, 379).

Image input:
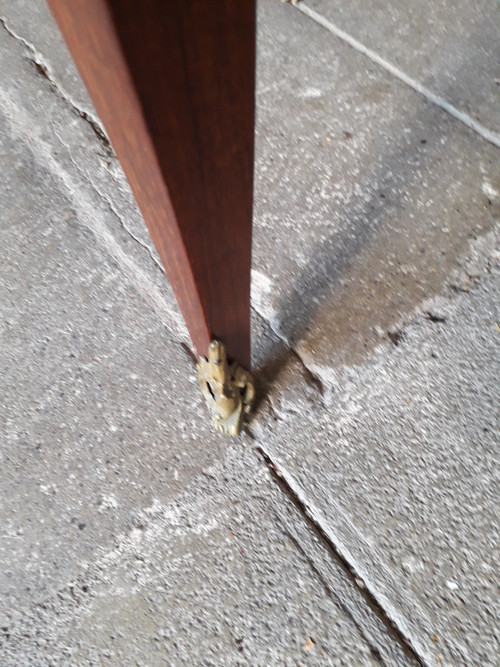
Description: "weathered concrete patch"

(252, 262), (500, 666)
(1, 0), (499, 665)
(253, 0), (500, 375)
(1, 444), (404, 665)
(305, 0), (500, 134)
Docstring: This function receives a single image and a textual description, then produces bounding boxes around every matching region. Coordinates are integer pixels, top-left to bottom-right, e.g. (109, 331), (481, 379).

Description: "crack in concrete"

(0, 81), (190, 349)
(251, 302), (326, 397)
(257, 443), (430, 666)
(52, 129), (167, 281)
(100, 195), (166, 276)
(82, 177), (166, 277)
(284, 530), (391, 666)
(290, 347), (325, 395)
(0, 16), (111, 154)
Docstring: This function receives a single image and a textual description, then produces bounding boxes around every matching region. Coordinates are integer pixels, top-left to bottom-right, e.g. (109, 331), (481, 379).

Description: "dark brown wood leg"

(47, 0), (255, 370)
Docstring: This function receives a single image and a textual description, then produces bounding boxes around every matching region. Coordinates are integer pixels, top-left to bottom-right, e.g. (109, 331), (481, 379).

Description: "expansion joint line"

(294, 2), (500, 150)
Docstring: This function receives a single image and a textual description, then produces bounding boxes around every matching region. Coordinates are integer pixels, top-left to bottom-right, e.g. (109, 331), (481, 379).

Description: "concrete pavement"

(0, 0), (499, 664)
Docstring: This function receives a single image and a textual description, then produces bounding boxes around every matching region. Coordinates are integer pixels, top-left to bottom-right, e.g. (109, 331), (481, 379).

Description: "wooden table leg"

(46, 0), (255, 367)
(47, 0), (256, 433)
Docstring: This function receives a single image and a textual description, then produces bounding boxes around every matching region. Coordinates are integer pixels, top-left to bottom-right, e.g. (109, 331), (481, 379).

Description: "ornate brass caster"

(197, 341), (255, 436)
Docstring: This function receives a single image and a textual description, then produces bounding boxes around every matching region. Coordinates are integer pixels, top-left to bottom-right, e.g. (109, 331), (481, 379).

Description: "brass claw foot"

(197, 340), (255, 436)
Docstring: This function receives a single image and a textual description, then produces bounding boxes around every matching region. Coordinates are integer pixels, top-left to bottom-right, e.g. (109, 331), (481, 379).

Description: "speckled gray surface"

(253, 260), (500, 666)
(306, 0), (500, 134)
(1, 0), (499, 665)
(252, 0), (500, 373)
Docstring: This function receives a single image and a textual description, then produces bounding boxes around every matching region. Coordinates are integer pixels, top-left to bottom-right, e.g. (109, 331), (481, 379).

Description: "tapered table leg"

(47, 0), (256, 433)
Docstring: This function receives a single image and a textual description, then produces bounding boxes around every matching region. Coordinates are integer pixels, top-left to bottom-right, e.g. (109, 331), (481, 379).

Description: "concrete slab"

(1, 0), (499, 665)
(249, 4), (500, 664)
(2, 442), (394, 665)
(252, 0), (500, 374)
(0, 6), (412, 665)
(304, 0), (500, 134)
(253, 257), (500, 665)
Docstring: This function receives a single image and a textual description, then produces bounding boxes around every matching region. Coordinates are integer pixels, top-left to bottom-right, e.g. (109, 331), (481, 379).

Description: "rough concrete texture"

(253, 0), (500, 372)
(307, 0), (500, 134)
(254, 262), (500, 665)
(0, 0), (499, 665)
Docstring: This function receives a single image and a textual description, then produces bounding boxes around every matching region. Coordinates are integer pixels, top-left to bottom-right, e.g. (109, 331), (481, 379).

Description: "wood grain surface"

(47, 0), (255, 368)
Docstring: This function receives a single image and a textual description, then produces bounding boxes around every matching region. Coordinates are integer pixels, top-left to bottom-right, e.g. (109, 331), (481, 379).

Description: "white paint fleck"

(482, 181), (499, 200)
(97, 494), (119, 512)
(251, 269), (278, 325)
(300, 87), (323, 98)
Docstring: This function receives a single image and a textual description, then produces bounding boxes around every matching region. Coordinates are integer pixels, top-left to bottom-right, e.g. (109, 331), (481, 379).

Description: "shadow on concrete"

(251, 17), (499, 396)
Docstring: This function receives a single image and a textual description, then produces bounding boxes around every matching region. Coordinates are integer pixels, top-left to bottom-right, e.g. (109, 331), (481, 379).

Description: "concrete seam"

(293, 2), (500, 150)
(0, 16), (110, 151)
(54, 130), (167, 277)
(257, 442), (433, 666)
